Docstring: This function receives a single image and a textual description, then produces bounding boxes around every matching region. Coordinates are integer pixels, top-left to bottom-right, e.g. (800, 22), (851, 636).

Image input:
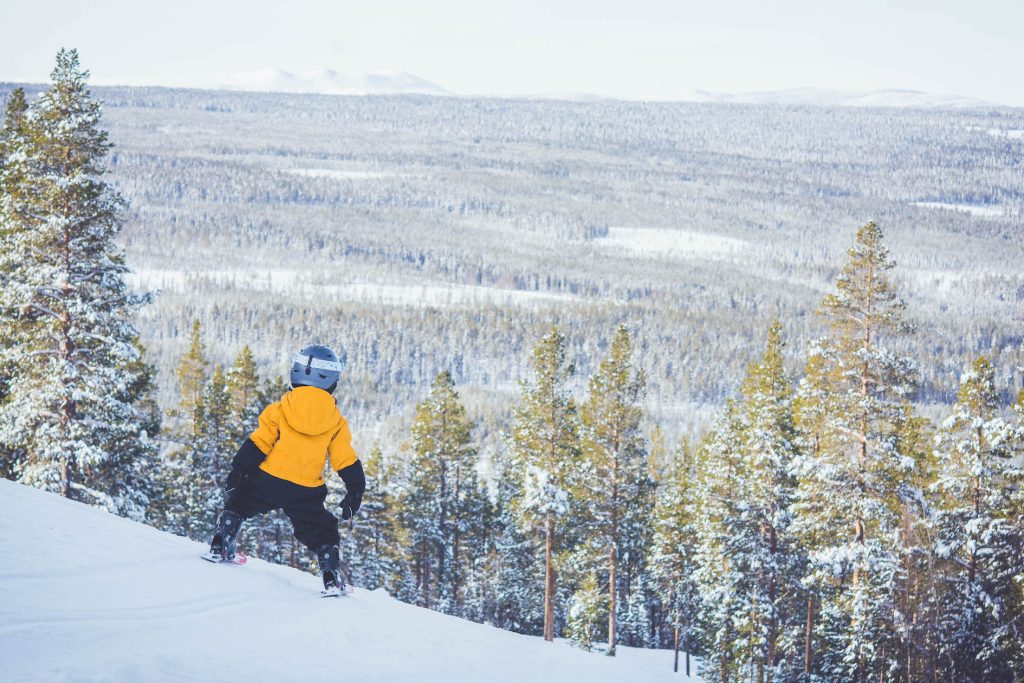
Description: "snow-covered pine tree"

(932, 356), (1024, 681)
(511, 326), (581, 642)
(401, 370), (486, 616)
(161, 320), (210, 536)
(0, 50), (155, 511)
(226, 345), (261, 443)
(650, 438), (700, 675)
(488, 447), (545, 634)
(693, 323), (805, 682)
(566, 570), (605, 651)
(790, 221), (919, 682)
(192, 366), (234, 534)
(733, 321), (804, 681)
(577, 324), (651, 655)
(338, 444), (413, 597)
(692, 402), (748, 681)
(0, 87), (30, 481)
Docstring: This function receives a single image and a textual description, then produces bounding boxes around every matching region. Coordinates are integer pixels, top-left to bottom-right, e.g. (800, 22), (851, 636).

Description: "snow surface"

(910, 201), (1004, 217)
(0, 480), (699, 682)
(283, 168), (398, 180)
(598, 227), (748, 261)
(126, 269), (578, 308)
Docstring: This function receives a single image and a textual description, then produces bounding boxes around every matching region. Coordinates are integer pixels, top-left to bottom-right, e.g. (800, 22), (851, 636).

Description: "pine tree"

(932, 357), (1024, 681)
(692, 402), (748, 681)
(511, 326), (581, 641)
(577, 324), (650, 655)
(791, 221), (919, 681)
(339, 444), (412, 596)
(0, 87), (30, 480)
(0, 50), (154, 510)
(226, 345), (261, 442)
(488, 446), (545, 634)
(401, 371), (486, 616)
(650, 439), (700, 675)
(161, 320), (211, 536)
(693, 323), (804, 682)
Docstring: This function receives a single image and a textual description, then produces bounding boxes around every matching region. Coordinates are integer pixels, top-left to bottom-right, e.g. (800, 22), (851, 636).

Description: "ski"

(320, 584), (354, 598)
(200, 551), (248, 565)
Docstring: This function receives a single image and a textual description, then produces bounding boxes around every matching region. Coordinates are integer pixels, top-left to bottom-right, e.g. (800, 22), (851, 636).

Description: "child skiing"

(205, 344), (366, 597)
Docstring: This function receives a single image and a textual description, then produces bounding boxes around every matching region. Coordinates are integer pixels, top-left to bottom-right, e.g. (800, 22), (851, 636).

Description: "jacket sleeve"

(249, 403), (281, 456)
(226, 439), (267, 489)
(328, 416), (358, 472)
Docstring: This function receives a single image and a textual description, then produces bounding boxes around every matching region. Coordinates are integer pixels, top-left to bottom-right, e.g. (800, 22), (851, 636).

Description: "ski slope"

(0, 480), (699, 682)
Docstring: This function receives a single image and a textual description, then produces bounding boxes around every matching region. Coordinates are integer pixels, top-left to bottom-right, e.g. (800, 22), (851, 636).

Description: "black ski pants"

(226, 468), (340, 549)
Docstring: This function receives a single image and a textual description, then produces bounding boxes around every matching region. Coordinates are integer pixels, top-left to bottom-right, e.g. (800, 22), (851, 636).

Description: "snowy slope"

(0, 480), (697, 683)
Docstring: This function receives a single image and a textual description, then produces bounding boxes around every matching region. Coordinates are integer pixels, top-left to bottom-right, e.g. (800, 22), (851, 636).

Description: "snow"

(0, 479), (699, 682)
(126, 269), (578, 308)
(284, 168), (398, 180)
(910, 201), (1004, 217)
(986, 128), (1024, 140)
(598, 227), (748, 261)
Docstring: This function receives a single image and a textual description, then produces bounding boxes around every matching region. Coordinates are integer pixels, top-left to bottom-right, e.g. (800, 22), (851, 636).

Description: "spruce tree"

(0, 50), (155, 509)
(566, 570), (605, 651)
(577, 324), (650, 655)
(791, 221), (918, 681)
(932, 357), (1024, 680)
(511, 326), (581, 641)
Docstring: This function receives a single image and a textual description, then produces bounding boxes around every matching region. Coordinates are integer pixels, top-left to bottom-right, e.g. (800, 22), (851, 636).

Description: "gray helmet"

(290, 344), (343, 393)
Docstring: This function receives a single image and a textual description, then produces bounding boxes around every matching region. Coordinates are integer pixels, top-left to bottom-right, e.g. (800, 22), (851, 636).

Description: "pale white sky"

(2, 0), (1021, 105)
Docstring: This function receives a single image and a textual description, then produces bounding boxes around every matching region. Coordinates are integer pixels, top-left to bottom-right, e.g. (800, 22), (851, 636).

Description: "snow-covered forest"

(2, 51), (1023, 682)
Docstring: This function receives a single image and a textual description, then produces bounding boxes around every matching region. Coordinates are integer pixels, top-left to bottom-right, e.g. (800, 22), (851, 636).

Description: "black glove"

(225, 439), (267, 494)
(337, 460), (366, 520)
(340, 491), (362, 520)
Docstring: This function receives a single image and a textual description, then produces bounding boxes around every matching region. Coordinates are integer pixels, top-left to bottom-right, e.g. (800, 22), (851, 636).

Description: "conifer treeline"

(2, 51), (1023, 683)
(148, 223), (1024, 682)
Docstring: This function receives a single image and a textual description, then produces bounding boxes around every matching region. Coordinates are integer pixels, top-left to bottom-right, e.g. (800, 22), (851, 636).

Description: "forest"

(1, 51), (1023, 682)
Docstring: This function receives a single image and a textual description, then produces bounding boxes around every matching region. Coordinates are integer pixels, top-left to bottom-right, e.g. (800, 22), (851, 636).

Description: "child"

(206, 344), (365, 596)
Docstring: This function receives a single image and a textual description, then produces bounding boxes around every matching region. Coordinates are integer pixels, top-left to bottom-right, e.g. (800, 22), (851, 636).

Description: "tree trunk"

(608, 542), (617, 655)
(804, 596), (814, 676)
(673, 620), (680, 673)
(543, 514), (555, 642)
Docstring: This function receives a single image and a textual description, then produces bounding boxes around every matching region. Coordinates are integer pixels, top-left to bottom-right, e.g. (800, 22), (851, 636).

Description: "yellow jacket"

(250, 386), (357, 488)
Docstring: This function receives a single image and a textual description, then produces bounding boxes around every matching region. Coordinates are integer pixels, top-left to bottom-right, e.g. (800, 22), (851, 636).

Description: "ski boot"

(202, 510), (245, 563)
(316, 543), (352, 597)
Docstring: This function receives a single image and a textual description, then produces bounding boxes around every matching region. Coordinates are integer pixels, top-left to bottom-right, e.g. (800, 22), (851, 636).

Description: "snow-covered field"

(283, 168), (398, 180)
(911, 201), (1004, 217)
(0, 480), (699, 683)
(598, 227), (748, 261)
(126, 269), (578, 308)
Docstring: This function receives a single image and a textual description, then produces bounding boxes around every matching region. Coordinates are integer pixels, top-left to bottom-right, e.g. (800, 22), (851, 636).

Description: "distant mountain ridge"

(217, 68), (450, 96)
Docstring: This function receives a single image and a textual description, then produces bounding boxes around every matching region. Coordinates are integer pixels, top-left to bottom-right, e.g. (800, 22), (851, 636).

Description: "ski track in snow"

(0, 479), (699, 683)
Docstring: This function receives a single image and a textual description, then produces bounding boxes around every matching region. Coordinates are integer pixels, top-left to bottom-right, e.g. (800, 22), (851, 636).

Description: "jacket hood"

(279, 386), (343, 436)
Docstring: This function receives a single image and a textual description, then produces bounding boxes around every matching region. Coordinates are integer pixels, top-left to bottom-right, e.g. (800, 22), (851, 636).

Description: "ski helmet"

(290, 344), (343, 393)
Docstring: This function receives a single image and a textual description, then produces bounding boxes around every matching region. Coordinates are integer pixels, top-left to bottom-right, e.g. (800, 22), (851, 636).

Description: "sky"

(1, 0), (1022, 106)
